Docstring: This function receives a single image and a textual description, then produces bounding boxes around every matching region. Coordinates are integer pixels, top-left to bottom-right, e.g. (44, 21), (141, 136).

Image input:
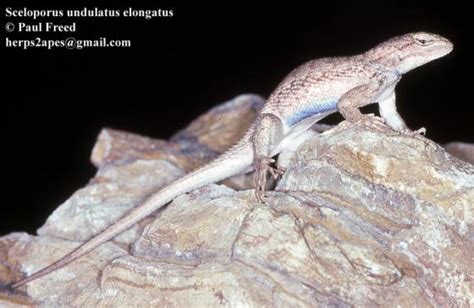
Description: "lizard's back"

(264, 55), (373, 124)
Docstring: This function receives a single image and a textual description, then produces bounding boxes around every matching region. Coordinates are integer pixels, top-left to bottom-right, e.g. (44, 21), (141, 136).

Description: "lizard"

(10, 32), (453, 289)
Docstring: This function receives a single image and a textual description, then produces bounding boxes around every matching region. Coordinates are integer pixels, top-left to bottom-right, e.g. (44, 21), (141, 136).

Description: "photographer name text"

(13, 22), (76, 32)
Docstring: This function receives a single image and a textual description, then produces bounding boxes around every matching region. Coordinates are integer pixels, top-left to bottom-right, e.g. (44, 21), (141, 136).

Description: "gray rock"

(444, 142), (474, 164)
(1, 95), (472, 307)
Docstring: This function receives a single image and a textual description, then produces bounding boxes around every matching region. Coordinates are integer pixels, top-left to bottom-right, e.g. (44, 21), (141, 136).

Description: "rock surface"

(1, 94), (473, 307)
(444, 142), (474, 164)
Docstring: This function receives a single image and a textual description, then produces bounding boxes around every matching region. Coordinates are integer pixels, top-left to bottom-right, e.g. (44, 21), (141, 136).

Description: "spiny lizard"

(11, 32), (453, 288)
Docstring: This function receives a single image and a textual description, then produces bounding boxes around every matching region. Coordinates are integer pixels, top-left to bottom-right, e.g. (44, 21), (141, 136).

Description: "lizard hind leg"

(251, 113), (286, 203)
(254, 157), (283, 203)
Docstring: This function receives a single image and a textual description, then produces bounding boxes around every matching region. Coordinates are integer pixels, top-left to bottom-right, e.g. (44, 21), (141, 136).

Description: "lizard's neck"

(361, 45), (403, 75)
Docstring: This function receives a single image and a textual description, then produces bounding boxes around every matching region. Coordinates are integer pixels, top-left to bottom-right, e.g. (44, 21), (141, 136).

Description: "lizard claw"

(400, 126), (426, 137)
(255, 186), (267, 204)
(356, 114), (393, 134)
(253, 157), (284, 203)
(398, 126), (432, 147)
(415, 127), (427, 135)
(269, 165), (286, 180)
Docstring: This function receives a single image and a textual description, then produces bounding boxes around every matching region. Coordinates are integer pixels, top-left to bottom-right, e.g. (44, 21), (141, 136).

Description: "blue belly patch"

(286, 100), (338, 126)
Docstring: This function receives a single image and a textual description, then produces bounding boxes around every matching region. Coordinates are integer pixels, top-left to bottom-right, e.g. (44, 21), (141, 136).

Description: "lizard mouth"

(434, 39), (454, 58)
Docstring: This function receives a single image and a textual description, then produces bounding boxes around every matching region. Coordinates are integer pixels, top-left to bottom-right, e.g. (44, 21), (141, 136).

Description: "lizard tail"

(11, 140), (254, 289)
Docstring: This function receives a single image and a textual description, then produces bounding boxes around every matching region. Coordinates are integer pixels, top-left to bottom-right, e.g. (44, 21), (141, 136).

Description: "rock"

(444, 142), (474, 164)
(1, 94), (473, 307)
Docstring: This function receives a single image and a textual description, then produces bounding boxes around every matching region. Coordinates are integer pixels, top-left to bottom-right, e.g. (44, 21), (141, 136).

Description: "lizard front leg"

(338, 84), (393, 133)
(252, 113), (285, 203)
(378, 92), (426, 136)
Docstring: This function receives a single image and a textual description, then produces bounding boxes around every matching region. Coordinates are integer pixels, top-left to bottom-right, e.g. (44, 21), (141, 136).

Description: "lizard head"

(367, 32), (453, 74)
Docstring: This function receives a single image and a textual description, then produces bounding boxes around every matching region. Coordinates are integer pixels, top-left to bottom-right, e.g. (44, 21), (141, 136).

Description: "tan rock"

(1, 95), (472, 307)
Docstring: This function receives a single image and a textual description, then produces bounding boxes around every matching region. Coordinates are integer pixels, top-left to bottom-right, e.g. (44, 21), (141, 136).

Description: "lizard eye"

(414, 37), (433, 46)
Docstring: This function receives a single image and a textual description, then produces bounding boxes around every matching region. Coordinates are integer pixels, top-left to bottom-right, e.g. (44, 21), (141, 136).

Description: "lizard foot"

(269, 165), (285, 180)
(398, 126), (433, 147)
(254, 157), (284, 203)
(399, 127), (427, 138)
(356, 114), (394, 134)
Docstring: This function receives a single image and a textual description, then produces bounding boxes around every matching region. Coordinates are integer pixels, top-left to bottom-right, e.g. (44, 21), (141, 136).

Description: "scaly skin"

(11, 32), (452, 289)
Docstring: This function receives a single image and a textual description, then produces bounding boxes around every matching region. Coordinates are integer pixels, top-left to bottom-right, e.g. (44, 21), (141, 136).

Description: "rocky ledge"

(1, 94), (473, 307)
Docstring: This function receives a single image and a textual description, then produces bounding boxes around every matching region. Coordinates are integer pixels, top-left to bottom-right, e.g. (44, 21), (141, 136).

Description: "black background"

(4, 2), (472, 235)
